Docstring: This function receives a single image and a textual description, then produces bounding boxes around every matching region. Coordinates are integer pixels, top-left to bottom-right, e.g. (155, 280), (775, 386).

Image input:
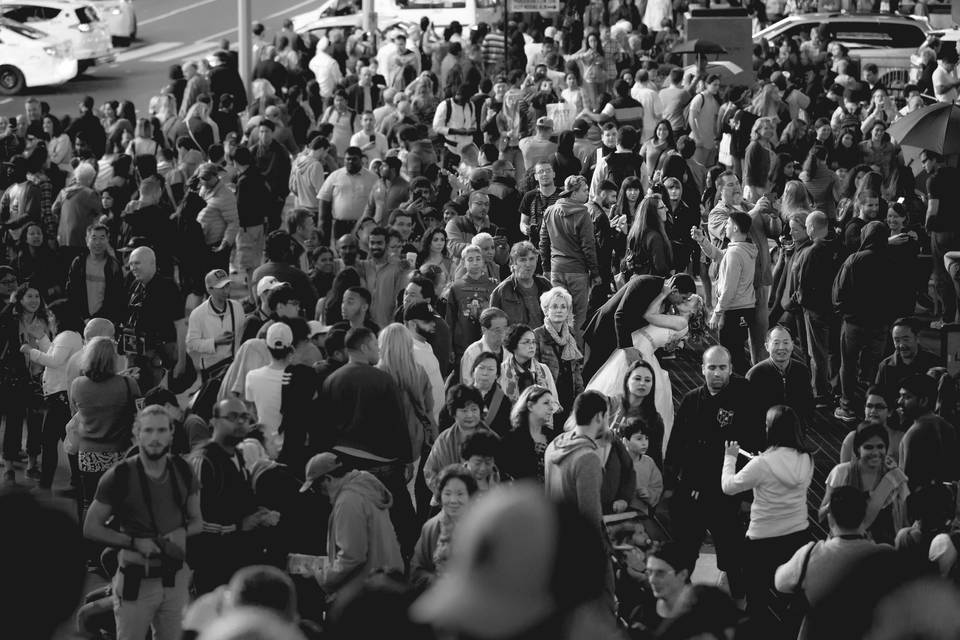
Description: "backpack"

(112, 455), (192, 534)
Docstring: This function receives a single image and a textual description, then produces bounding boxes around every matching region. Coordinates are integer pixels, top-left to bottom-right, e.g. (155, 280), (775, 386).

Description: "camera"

(119, 328), (146, 356)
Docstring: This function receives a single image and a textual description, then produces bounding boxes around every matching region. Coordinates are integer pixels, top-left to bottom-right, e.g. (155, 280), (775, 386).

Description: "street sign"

(511, 0), (560, 11)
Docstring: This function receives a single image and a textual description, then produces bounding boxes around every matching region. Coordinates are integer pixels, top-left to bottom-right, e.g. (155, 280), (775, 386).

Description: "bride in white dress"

(587, 291), (706, 455)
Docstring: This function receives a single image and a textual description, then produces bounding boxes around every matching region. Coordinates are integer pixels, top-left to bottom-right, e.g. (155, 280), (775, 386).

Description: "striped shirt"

(482, 33), (505, 70)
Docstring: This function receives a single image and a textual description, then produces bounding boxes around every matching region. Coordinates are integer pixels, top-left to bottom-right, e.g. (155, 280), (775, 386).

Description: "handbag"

(546, 102), (576, 133)
(718, 132), (733, 167)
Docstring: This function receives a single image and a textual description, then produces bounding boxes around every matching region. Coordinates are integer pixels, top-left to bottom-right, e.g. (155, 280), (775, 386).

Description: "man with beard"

(319, 147), (378, 246)
(83, 405), (203, 640)
(357, 227), (407, 328)
(335, 234), (360, 271)
(490, 241), (552, 328)
(395, 275), (453, 377)
(189, 398), (280, 594)
(664, 346), (765, 606)
(897, 374), (960, 492)
(432, 83), (476, 169)
(839, 385), (903, 465)
(874, 317), (942, 402)
(487, 160), (523, 244)
(586, 180), (618, 292)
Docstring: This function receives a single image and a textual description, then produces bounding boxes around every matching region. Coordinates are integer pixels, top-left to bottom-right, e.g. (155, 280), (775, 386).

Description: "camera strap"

(135, 457), (187, 536)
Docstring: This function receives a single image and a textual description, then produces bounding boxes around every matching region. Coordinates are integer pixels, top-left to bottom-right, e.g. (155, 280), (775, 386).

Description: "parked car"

(0, 0), (114, 72)
(0, 18), (77, 95)
(85, 0), (135, 46)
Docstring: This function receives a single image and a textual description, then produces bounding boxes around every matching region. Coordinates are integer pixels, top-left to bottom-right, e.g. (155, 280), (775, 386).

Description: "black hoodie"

(832, 220), (893, 325)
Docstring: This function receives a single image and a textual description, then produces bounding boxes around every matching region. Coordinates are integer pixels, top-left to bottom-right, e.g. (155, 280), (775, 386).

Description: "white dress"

(586, 323), (687, 458)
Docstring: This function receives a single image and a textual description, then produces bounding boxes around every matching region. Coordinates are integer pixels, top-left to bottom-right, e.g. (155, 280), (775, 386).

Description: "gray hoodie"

(539, 197), (600, 278)
(544, 430), (603, 526)
(715, 240), (758, 313)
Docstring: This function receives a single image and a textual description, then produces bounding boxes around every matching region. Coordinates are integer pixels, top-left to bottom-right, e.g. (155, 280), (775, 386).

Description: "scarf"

(501, 352), (550, 402)
(544, 322), (583, 362)
(432, 511), (457, 575)
(845, 459), (910, 534)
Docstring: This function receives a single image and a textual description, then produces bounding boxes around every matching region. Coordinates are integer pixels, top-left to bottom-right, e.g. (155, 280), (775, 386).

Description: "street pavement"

(0, 0), (318, 118)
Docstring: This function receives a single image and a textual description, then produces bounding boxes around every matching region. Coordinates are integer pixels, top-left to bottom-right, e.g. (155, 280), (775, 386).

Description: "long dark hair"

(839, 163), (871, 200)
(4, 282), (50, 327)
(416, 226), (449, 267)
(627, 194), (673, 266)
(649, 118), (675, 149)
(620, 359), (659, 418)
(613, 176), (644, 226)
(764, 405), (810, 454)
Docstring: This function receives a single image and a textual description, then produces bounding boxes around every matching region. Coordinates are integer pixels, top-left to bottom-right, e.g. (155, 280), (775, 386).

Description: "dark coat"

(66, 252), (126, 323)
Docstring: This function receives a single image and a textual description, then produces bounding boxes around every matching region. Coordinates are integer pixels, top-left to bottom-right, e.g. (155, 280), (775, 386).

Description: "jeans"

(719, 308), (754, 375)
(362, 461), (418, 559)
(749, 285), (771, 364)
(40, 392), (70, 487)
(931, 231), (960, 322)
(804, 309), (835, 398)
(235, 224), (265, 273)
(840, 321), (888, 413)
(694, 144), (717, 169)
(113, 566), (191, 640)
(550, 271), (591, 333)
(2, 403), (42, 463)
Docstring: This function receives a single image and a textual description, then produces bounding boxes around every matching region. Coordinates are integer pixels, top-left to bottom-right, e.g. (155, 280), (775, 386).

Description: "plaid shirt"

(27, 173), (54, 242)
(601, 34), (620, 83)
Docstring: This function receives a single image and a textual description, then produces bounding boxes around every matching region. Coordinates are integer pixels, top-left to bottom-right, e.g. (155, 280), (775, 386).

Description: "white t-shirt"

(317, 167), (378, 222)
(244, 365), (285, 458)
(349, 130), (389, 163)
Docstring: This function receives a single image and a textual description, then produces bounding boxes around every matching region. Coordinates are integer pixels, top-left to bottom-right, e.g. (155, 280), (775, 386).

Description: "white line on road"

(0, 98), (12, 105)
(114, 41), (184, 63)
(201, 0), (318, 41)
(139, 0), (222, 26)
(146, 41), (219, 63)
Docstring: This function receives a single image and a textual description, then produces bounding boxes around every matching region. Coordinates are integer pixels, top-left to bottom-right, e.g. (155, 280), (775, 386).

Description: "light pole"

(238, 0), (252, 103)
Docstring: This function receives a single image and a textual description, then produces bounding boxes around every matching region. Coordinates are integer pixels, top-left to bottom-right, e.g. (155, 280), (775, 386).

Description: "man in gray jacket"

(539, 174), (601, 332)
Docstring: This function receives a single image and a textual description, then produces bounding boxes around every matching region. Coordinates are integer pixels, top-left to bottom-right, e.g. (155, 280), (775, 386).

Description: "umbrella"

(670, 39), (727, 55)
(684, 60), (744, 79)
(887, 101), (960, 155)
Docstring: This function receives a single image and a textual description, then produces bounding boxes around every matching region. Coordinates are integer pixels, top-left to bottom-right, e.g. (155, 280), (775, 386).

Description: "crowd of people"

(3, 2), (960, 640)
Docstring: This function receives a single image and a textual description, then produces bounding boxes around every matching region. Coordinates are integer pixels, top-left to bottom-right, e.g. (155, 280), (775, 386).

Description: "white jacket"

(28, 330), (83, 395)
(186, 298), (245, 372)
(722, 446), (813, 539)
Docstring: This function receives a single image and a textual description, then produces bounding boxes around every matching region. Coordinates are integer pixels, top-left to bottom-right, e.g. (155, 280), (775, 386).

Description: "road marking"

(202, 0), (318, 41)
(146, 40), (219, 63)
(139, 0), (222, 26)
(113, 41), (183, 63)
(0, 98), (12, 105)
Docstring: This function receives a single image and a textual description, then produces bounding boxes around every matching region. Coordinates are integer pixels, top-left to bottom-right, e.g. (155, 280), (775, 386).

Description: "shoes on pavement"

(815, 395), (833, 409)
(25, 466), (41, 480)
(834, 407), (859, 423)
(931, 319), (947, 330)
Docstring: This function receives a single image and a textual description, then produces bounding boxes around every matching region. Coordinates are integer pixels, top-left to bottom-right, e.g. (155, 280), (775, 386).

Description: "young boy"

(460, 431), (501, 493)
(446, 245), (498, 361)
(620, 418), (664, 527)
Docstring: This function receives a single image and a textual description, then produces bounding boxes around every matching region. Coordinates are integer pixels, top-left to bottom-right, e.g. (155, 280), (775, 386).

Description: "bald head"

(128, 247), (157, 282)
(83, 318), (116, 341)
(702, 345), (732, 393)
(805, 210), (829, 240)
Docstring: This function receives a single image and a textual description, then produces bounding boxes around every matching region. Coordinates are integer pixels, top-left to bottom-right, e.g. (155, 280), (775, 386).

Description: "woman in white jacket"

(721, 404), (813, 636)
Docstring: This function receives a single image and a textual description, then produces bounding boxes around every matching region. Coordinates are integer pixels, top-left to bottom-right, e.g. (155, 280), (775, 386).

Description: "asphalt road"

(0, 0), (318, 118)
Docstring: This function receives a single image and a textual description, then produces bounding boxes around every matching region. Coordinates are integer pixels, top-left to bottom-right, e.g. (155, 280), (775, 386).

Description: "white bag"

(718, 133), (733, 167)
(546, 102), (576, 132)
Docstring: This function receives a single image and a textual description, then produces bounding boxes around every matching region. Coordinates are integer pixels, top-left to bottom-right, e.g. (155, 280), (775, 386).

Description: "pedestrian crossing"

(111, 40), (222, 65)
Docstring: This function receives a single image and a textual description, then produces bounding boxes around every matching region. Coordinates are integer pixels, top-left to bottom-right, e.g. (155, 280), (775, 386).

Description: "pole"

(503, 0), (508, 76)
(238, 0), (252, 104)
(362, 0), (376, 40)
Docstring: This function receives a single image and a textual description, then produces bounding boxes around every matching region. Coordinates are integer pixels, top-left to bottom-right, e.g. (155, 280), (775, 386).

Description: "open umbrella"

(684, 60), (744, 79)
(670, 39), (728, 55)
(887, 101), (960, 155)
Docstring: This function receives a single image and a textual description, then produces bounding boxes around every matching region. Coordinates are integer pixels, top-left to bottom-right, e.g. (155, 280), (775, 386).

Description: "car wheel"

(0, 66), (25, 96)
(77, 60), (93, 75)
(114, 35), (131, 47)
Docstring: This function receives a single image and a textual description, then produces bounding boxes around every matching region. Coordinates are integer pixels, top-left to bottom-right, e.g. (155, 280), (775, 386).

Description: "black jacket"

(66, 252), (126, 323)
(833, 221), (893, 325)
(235, 166), (271, 228)
(794, 236), (842, 315)
(665, 376), (764, 495)
(745, 358), (815, 422)
(499, 421), (556, 481)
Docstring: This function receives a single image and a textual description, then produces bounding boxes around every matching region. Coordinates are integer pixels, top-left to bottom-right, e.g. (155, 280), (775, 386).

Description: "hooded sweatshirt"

(324, 470), (404, 596)
(721, 447), (814, 539)
(539, 197), (600, 277)
(289, 153), (325, 212)
(544, 430), (603, 526)
(715, 240), (758, 313)
(832, 220), (892, 325)
(54, 183), (102, 248)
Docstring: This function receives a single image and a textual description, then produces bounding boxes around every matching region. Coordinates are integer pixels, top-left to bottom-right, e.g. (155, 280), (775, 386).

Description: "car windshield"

(0, 17), (45, 39)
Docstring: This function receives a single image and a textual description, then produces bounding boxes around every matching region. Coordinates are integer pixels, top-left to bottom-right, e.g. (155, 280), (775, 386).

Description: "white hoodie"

(722, 447), (813, 539)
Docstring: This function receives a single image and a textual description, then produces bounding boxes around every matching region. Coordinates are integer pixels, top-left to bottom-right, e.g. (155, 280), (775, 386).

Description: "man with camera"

(83, 405), (202, 640)
(124, 247), (186, 392)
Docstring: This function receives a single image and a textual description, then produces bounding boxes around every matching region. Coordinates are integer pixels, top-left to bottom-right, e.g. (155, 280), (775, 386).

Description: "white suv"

(85, 0), (135, 46)
(0, 0), (114, 72)
(0, 18), (77, 95)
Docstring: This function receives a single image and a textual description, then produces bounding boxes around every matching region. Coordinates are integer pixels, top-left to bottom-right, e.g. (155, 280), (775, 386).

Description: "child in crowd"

(620, 418), (665, 539)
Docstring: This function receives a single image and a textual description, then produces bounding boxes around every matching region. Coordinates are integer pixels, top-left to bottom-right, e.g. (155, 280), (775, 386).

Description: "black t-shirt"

(127, 275), (183, 344)
(95, 458), (198, 539)
(927, 166), (960, 233)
